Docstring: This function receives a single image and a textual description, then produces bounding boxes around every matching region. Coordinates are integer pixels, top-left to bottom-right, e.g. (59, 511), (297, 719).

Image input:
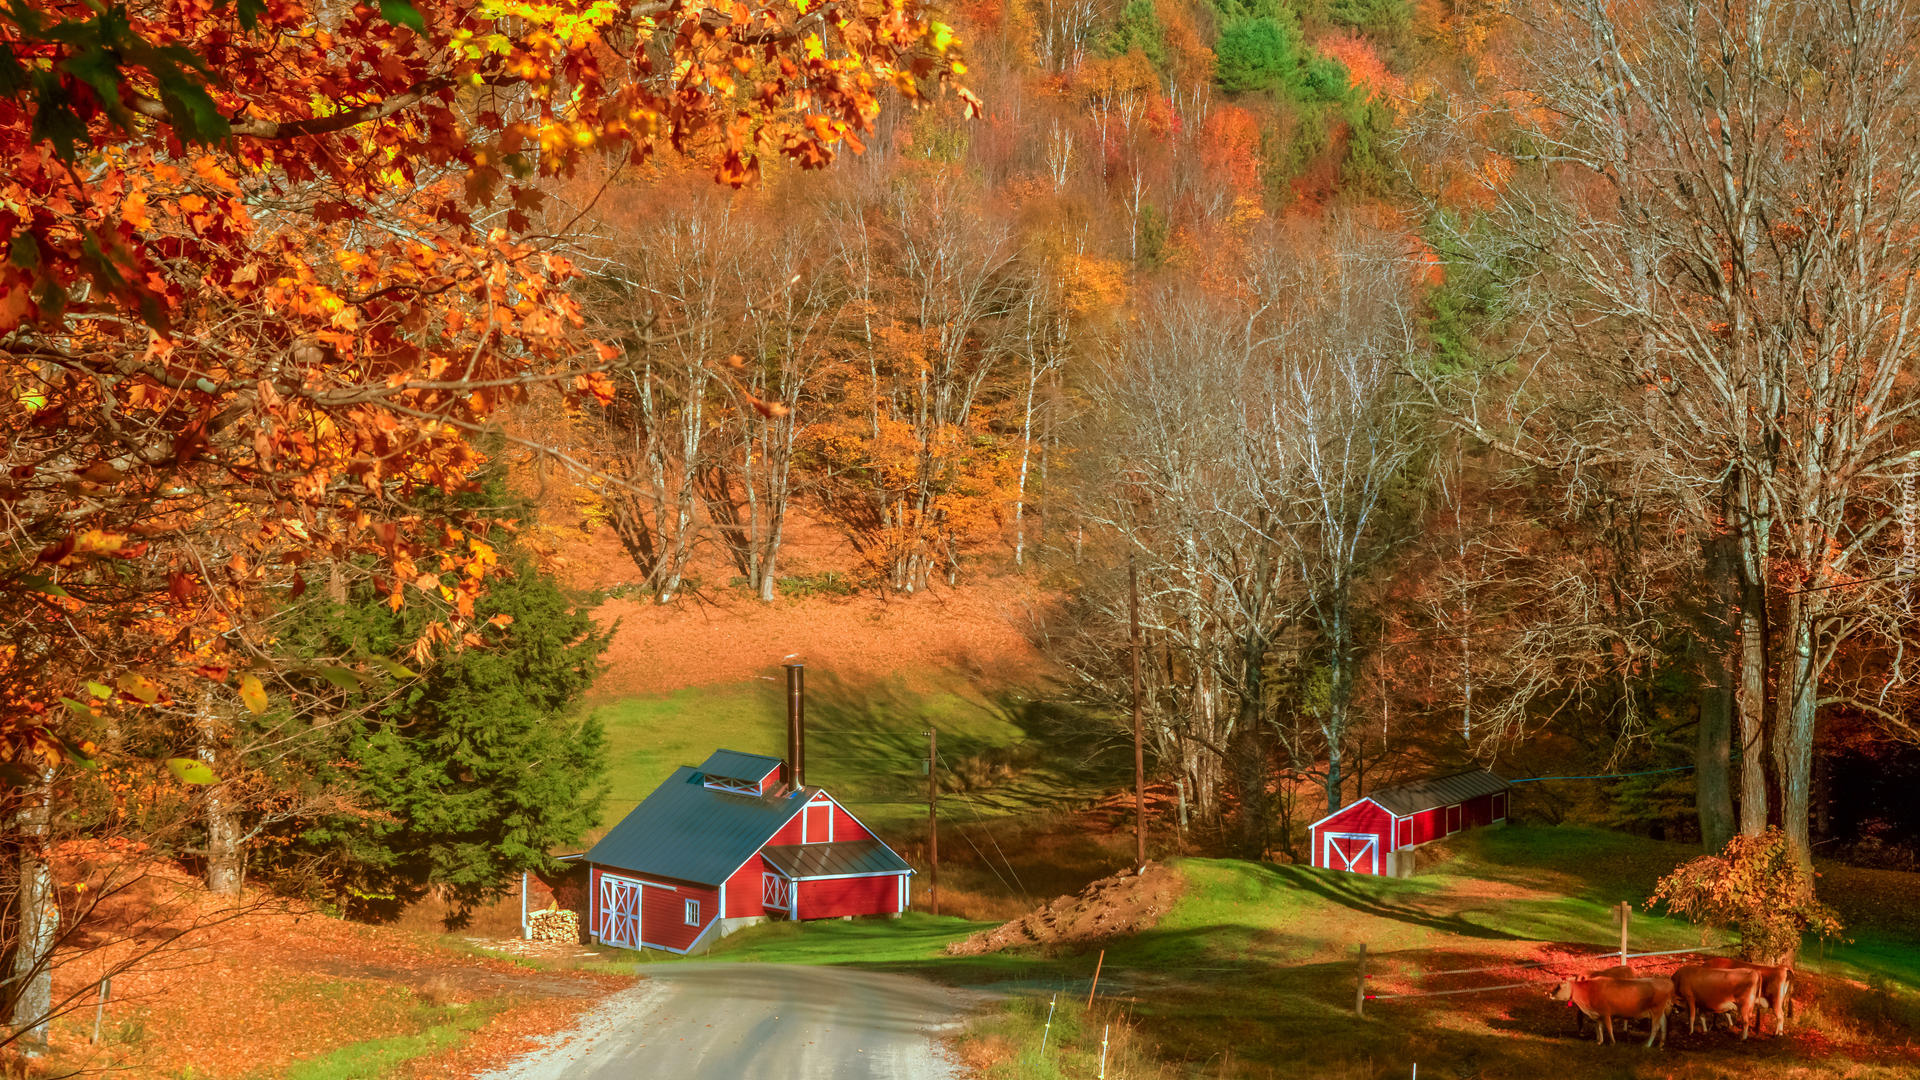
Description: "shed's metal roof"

(698, 749), (784, 784)
(760, 840), (914, 879)
(586, 766), (808, 885)
(1366, 768), (1510, 817)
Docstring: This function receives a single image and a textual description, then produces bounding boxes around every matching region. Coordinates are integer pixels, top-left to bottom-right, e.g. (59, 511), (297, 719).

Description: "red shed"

(583, 749), (914, 954)
(1308, 769), (1510, 877)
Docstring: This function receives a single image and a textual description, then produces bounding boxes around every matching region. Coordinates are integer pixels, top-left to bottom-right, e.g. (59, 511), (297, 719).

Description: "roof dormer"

(697, 749), (785, 795)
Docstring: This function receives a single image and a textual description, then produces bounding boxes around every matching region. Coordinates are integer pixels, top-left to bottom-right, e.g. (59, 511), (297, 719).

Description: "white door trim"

(1323, 832), (1380, 874)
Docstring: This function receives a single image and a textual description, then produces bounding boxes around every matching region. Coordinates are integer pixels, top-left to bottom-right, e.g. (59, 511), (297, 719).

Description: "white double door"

(598, 874), (645, 949)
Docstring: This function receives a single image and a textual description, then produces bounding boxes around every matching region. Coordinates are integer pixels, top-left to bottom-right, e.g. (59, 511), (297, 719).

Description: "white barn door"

(1324, 833), (1379, 874)
(598, 874), (643, 949)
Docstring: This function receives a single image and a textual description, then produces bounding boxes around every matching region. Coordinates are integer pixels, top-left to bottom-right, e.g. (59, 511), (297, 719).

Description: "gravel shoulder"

(477, 963), (991, 1080)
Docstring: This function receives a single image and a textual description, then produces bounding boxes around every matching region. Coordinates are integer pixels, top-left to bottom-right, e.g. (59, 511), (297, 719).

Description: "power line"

(936, 750), (1032, 905)
(1507, 765), (1695, 784)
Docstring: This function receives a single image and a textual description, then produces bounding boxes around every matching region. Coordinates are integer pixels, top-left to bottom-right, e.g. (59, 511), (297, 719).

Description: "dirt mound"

(945, 861), (1184, 956)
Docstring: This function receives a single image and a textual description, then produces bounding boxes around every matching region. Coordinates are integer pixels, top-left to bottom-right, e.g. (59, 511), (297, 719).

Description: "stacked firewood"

(527, 906), (581, 944)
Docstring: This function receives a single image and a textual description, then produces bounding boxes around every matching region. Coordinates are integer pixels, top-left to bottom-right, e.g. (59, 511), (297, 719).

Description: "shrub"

(1648, 827), (1844, 962)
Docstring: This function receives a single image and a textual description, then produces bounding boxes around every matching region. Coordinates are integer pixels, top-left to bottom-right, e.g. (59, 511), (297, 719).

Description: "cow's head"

(1547, 980), (1574, 1002)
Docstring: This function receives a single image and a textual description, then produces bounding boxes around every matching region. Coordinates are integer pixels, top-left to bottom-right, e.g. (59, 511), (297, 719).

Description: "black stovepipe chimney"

(785, 662), (805, 792)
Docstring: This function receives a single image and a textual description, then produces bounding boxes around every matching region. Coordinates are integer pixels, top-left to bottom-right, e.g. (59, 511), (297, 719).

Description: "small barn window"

(684, 899), (700, 926)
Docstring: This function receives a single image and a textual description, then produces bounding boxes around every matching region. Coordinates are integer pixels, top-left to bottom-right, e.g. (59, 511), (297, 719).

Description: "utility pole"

(1131, 554), (1146, 873)
(927, 726), (939, 917)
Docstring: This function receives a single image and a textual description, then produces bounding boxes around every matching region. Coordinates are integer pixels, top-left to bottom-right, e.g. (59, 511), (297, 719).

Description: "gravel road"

(479, 963), (989, 1080)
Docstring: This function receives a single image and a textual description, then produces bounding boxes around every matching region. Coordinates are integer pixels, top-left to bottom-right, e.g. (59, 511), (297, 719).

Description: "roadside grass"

(281, 997), (506, 1080)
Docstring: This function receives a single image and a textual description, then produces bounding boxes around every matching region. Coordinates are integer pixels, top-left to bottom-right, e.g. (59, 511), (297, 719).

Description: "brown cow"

(1570, 966), (1638, 1038)
(1549, 976), (1674, 1047)
(1703, 957), (1793, 1034)
(1672, 965), (1762, 1038)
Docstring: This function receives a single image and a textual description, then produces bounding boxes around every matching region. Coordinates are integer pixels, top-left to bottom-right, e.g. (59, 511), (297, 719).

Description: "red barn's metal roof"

(1364, 768), (1509, 817)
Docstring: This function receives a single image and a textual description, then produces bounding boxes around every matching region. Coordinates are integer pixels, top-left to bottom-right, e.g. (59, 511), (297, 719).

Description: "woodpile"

(527, 906), (581, 944)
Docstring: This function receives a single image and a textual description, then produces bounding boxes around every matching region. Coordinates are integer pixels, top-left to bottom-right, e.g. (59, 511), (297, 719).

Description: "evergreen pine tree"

(284, 517), (610, 920)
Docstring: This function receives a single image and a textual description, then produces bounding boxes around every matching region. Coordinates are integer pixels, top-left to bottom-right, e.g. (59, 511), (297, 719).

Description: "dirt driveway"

(476, 963), (989, 1080)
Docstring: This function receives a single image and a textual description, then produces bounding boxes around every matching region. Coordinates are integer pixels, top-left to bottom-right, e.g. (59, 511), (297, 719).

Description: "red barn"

(583, 749), (914, 954)
(1308, 769), (1511, 877)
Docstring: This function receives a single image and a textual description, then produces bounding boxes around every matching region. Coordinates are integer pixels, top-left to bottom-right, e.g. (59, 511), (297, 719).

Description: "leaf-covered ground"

(31, 860), (632, 1079)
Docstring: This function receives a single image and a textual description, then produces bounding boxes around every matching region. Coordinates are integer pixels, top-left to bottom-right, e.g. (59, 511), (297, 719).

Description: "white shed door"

(599, 874), (643, 949)
(1325, 833), (1379, 874)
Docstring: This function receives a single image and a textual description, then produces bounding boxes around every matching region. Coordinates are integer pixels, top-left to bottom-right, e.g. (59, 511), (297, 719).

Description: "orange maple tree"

(0, 0), (971, 772)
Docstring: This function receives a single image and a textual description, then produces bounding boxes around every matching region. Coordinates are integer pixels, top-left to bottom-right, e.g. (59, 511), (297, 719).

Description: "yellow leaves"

(115, 673), (162, 703)
(238, 673), (268, 714)
(467, 537), (498, 575)
(73, 530), (130, 556)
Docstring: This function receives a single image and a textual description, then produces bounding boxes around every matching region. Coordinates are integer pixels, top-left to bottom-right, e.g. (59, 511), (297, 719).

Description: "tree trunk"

(1694, 642), (1736, 852)
(1735, 579), (1771, 836)
(1774, 598), (1818, 869)
(1323, 736), (1344, 818)
(8, 766), (58, 1056)
(1233, 635), (1269, 858)
(201, 692), (243, 897)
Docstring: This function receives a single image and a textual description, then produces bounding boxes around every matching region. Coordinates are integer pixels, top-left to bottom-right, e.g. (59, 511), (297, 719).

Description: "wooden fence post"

(1087, 949), (1106, 1008)
(1617, 901), (1631, 964)
(1355, 942), (1368, 1016)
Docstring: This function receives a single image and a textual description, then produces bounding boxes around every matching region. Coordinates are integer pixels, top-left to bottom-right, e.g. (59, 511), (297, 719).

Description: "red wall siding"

(1312, 799), (1394, 870)
(590, 867), (720, 951)
(768, 810), (807, 845)
(1461, 793), (1495, 829)
(1411, 807), (1445, 845)
(637, 875), (719, 952)
(760, 770), (781, 795)
(1492, 790), (1508, 819)
(831, 802), (873, 842)
(724, 854), (769, 918)
(798, 875), (903, 918)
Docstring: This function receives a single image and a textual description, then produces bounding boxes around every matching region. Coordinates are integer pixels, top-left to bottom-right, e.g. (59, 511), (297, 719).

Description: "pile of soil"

(945, 861), (1184, 956)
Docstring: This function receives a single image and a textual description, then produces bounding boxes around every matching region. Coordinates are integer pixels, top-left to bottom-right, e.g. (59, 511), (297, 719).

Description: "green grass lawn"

(585, 669), (1124, 836)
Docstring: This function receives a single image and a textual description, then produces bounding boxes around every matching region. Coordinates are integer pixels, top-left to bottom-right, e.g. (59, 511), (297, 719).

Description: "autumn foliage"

(0, 0), (968, 767)
(1650, 829), (1845, 963)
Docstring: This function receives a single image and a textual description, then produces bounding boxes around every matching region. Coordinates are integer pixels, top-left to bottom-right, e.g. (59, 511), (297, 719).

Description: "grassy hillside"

(585, 669), (1126, 838)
